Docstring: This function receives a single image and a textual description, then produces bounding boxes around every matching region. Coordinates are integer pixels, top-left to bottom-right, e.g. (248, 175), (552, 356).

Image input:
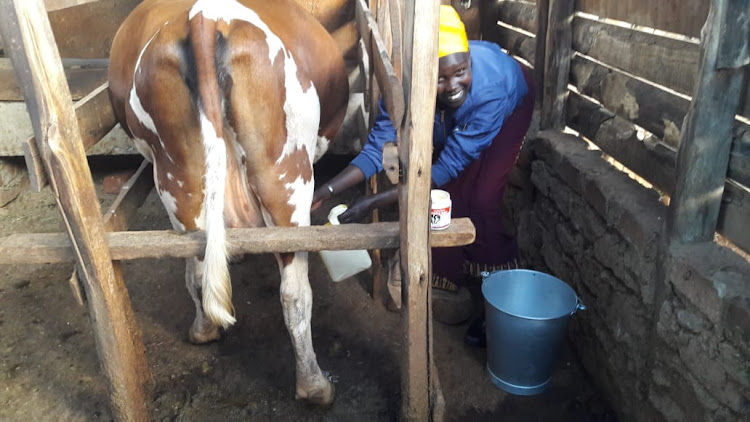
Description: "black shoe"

(464, 317), (486, 348)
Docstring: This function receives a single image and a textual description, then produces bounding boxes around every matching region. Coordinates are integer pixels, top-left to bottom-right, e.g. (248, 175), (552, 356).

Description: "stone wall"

(507, 131), (749, 422)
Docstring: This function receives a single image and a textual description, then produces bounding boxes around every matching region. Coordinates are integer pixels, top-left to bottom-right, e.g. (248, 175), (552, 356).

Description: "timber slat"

(572, 16), (700, 97)
(497, 0), (538, 34)
(487, 23), (535, 65)
(354, 0), (405, 128)
(0, 218), (476, 264)
(574, 0), (709, 39)
(540, 0), (574, 130)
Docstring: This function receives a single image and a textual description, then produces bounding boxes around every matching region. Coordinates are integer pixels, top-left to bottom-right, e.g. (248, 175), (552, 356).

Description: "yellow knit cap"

(438, 5), (469, 58)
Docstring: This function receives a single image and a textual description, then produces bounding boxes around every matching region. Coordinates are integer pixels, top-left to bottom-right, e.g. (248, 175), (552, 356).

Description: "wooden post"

(398, 0), (441, 420)
(0, 1), (151, 420)
(668, 0), (749, 244)
(533, 0), (549, 110)
(540, 0), (574, 130)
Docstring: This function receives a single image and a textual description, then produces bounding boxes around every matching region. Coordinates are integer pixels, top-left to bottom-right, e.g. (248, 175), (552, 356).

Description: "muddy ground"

(0, 156), (616, 421)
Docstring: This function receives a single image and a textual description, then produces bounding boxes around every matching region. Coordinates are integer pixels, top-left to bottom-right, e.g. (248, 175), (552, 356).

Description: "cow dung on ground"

(0, 158), (616, 421)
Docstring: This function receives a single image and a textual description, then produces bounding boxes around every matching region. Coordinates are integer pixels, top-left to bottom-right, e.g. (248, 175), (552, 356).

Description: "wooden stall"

(483, 0), (749, 254)
(0, 0), (474, 420)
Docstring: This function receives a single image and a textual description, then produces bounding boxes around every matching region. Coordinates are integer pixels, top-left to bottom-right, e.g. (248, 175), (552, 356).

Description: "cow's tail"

(189, 11), (235, 328)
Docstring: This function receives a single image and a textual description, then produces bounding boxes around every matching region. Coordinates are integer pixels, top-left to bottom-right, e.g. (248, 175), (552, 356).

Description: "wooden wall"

(482, 0), (749, 252)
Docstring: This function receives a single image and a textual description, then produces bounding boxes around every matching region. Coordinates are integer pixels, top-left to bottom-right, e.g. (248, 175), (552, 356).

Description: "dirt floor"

(0, 156), (617, 421)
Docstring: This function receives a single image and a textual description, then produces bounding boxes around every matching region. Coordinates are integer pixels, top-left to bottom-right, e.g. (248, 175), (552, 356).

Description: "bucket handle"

(572, 297), (586, 314)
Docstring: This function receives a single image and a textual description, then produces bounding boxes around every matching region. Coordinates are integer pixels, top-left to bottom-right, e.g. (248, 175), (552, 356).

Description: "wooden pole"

(399, 0), (441, 420)
(533, 0), (549, 110)
(668, 0), (749, 244)
(540, 0), (574, 130)
(0, 1), (150, 420)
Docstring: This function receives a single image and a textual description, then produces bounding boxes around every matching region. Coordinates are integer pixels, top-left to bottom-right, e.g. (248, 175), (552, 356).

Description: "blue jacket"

(350, 40), (528, 187)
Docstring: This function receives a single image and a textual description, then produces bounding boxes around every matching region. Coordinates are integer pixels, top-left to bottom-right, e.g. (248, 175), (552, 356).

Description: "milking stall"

(0, 0), (748, 421)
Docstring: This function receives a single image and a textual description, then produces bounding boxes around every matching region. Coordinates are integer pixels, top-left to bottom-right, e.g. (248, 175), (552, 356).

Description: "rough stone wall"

(507, 131), (749, 422)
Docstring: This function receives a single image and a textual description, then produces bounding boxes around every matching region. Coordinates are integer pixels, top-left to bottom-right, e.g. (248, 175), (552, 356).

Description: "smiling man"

(313, 5), (534, 337)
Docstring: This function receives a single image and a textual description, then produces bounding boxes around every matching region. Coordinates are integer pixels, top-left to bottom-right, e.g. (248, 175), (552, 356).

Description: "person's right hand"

(311, 186), (331, 212)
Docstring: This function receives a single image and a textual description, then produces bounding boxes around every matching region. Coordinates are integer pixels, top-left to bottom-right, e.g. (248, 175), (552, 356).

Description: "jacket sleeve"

(350, 100), (398, 179)
(431, 95), (511, 187)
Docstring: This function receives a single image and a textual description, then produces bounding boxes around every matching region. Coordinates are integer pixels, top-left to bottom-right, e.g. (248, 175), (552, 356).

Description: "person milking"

(312, 5), (534, 347)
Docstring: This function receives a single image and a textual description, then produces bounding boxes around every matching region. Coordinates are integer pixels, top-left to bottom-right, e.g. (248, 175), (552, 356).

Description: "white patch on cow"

(314, 136), (330, 163)
(284, 175), (312, 226)
(167, 173), (174, 181)
(278, 172), (287, 181)
(189, 0), (283, 64)
(128, 30), (161, 137)
(131, 137), (155, 163)
(177, 180), (184, 188)
(277, 54), (320, 165)
(157, 188), (186, 231)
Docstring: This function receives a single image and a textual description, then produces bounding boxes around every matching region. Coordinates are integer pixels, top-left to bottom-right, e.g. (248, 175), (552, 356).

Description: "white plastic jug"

(319, 204), (373, 282)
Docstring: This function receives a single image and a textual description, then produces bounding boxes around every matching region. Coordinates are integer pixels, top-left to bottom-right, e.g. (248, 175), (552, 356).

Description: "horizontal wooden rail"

(572, 15), (700, 97)
(354, 0), (405, 127)
(0, 217), (476, 264)
(488, 22), (536, 66)
(497, 0), (538, 34)
(567, 91), (750, 253)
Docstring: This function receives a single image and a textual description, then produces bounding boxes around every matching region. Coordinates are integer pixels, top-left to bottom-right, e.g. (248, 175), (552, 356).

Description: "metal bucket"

(481, 269), (585, 395)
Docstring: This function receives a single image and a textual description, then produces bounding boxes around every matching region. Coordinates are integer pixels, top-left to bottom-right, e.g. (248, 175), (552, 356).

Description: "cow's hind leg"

(185, 257), (221, 343)
(277, 252), (334, 405)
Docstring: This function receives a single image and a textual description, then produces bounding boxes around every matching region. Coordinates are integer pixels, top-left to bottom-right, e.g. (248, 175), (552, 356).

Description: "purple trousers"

(432, 64), (534, 289)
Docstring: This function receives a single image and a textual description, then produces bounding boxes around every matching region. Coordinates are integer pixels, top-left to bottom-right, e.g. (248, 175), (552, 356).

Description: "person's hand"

(311, 185), (331, 212)
(338, 195), (377, 223)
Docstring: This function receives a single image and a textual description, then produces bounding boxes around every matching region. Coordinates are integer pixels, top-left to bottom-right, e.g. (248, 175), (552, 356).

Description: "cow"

(108, 0), (349, 404)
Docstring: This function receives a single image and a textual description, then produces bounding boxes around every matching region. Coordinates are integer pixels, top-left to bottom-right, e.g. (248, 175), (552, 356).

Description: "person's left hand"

(338, 195), (378, 223)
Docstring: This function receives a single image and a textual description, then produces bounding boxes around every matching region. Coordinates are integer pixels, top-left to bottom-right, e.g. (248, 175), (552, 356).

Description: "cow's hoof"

(188, 318), (220, 344)
(295, 379), (335, 405)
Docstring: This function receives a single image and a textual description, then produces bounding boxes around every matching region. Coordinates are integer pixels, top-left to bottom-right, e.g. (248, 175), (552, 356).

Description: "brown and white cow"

(108, 0), (348, 404)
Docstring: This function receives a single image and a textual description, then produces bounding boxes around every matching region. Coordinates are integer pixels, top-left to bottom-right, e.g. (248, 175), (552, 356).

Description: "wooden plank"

(0, 65), (107, 101)
(68, 160), (156, 304)
(540, 0), (574, 130)
(668, 0), (747, 244)
(570, 54), (689, 149)
(0, 2), (150, 421)
(715, 0), (750, 69)
(15, 82), (115, 191)
(497, 0), (538, 34)
(355, 0), (405, 127)
(717, 179), (750, 253)
(572, 16), (700, 96)
(533, 0), (549, 109)
(488, 22), (536, 65)
(44, 0), (99, 12)
(398, 0), (440, 420)
(570, 55), (750, 185)
(567, 91), (677, 194)
(567, 91), (750, 252)
(0, 218), (477, 264)
(575, 0), (709, 38)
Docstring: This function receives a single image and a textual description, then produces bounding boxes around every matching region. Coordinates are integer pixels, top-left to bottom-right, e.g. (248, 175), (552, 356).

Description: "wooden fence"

(483, 0), (749, 253)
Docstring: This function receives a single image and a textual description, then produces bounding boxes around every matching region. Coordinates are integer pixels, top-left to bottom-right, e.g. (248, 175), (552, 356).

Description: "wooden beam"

(572, 16), (700, 96)
(540, 0), (574, 130)
(44, 0), (99, 12)
(68, 160), (155, 304)
(533, 0), (549, 109)
(355, 0), (405, 127)
(668, 0), (747, 244)
(488, 21), (536, 65)
(0, 1), (150, 421)
(497, 0), (538, 34)
(22, 81), (115, 191)
(398, 0), (441, 420)
(0, 218), (477, 264)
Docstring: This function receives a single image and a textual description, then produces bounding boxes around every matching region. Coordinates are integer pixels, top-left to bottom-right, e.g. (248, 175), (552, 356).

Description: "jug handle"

(573, 297), (587, 314)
